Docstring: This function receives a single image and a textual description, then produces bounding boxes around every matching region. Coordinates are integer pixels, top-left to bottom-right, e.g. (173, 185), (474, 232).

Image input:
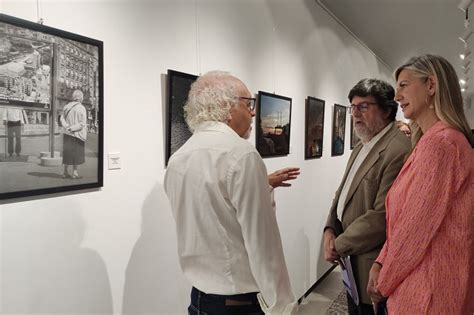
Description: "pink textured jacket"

(376, 121), (474, 314)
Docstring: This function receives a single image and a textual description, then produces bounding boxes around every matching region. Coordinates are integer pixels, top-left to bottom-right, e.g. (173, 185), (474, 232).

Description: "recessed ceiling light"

(459, 0), (473, 12)
(459, 29), (474, 43)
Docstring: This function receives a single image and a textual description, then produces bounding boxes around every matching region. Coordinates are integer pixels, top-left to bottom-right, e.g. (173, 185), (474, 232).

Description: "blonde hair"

(395, 54), (473, 147)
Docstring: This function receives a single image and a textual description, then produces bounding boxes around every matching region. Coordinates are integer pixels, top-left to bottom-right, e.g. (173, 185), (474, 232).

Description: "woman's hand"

(367, 263), (385, 303)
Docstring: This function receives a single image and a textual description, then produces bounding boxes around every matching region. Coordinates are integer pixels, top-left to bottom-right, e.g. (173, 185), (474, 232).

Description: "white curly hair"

(184, 71), (241, 132)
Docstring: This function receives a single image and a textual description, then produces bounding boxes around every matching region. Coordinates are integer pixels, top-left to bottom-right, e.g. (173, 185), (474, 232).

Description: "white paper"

(340, 256), (359, 305)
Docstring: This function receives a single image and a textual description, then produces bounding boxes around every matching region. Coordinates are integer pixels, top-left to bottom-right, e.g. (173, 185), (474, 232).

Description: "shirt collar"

(194, 121), (241, 139)
(363, 122), (393, 147)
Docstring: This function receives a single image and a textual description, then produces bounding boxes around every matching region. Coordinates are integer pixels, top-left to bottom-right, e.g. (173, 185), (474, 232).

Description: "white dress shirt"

(2, 108), (24, 122)
(164, 121), (297, 314)
(336, 122), (393, 220)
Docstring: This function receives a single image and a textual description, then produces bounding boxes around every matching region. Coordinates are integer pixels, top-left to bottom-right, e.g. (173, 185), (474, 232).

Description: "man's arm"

(268, 167), (300, 188)
(334, 145), (407, 257)
(228, 152), (297, 314)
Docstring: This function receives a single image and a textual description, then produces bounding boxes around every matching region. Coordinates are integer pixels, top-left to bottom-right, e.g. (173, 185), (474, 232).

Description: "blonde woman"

(367, 54), (474, 314)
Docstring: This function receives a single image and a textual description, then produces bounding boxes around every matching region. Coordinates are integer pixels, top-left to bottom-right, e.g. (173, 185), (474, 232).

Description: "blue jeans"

(188, 287), (264, 315)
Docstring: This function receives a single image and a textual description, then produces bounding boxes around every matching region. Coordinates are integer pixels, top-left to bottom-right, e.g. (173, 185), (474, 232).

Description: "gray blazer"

(325, 123), (411, 304)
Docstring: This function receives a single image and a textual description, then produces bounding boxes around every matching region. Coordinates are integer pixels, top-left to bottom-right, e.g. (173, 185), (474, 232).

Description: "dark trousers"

(6, 121), (21, 156)
(347, 292), (375, 315)
(188, 287), (264, 315)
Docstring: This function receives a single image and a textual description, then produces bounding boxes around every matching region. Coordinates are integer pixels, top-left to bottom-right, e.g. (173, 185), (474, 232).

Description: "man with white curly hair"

(164, 71), (298, 314)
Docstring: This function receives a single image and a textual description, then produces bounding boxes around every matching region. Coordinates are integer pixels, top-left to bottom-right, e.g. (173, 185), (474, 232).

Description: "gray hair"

(184, 71), (241, 132)
(72, 90), (84, 102)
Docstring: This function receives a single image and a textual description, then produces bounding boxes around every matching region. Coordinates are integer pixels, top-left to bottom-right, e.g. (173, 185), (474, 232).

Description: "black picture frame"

(331, 104), (346, 156)
(165, 69), (198, 166)
(0, 13), (103, 200)
(256, 91), (292, 158)
(350, 115), (360, 150)
(305, 97), (325, 159)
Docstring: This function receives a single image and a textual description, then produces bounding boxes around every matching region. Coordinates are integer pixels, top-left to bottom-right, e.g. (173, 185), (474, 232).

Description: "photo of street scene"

(0, 14), (103, 200)
(305, 97), (325, 159)
(256, 91), (291, 157)
(331, 104), (346, 156)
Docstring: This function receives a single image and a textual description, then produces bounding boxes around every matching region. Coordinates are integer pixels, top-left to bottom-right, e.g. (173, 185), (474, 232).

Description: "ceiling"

(317, 0), (469, 92)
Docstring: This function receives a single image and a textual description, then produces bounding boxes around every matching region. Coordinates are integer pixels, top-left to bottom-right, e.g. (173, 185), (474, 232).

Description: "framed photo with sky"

(256, 91), (292, 158)
(331, 104), (346, 156)
(166, 69), (198, 166)
(305, 96), (325, 159)
(0, 13), (103, 200)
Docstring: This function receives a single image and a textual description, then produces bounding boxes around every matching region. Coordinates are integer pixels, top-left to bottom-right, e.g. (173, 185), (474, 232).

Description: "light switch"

(108, 152), (121, 170)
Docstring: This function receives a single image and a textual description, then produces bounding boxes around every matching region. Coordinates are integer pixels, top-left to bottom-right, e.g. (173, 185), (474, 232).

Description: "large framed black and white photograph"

(331, 104), (346, 156)
(166, 69), (198, 165)
(305, 96), (325, 159)
(0, 14), (103, 200)
(256, 91), (292, 158)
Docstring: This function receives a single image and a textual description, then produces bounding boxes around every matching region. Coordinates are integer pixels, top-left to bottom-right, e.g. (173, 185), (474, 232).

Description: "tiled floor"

(298, 268), (346, 314)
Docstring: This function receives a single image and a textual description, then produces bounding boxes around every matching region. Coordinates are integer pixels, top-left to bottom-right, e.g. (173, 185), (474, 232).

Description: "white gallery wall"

(0, 0), (393, 314)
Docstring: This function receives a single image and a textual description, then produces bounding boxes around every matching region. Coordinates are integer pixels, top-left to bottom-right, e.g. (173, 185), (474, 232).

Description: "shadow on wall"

(122, 182), (189, 314)
(2, 201), (113, 314)
(287, 228), (311, 297)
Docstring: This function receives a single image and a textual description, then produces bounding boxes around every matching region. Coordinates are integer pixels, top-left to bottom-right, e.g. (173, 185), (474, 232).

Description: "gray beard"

(243, 126), (252, 139)
(355, 119), (388, 143)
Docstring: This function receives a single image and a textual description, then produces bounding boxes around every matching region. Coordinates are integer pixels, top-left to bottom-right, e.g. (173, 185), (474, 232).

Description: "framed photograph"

(0, 13), (103, 200)
(305, 97), (325, 159)
(166, 69), (198, 166)
(350, 115), (360, 149)
(331, 104), (346, 156)
(256, 91), (292, 158)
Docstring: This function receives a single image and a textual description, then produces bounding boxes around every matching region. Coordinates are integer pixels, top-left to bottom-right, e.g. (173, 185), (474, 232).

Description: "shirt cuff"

(257, 293), (299, 315)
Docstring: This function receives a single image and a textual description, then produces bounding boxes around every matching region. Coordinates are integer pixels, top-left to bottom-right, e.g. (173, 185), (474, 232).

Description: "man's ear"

(226, 112), (233, 125)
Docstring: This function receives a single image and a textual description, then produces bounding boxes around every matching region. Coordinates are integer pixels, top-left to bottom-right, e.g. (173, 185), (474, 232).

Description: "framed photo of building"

(166, 69), (198, 166)
(331, 104), (346, 156)
(0, 13), (103, 200)
(305, 96), (325, 159)
(256, 91), (292, 158)
(350, 115), (360, 149)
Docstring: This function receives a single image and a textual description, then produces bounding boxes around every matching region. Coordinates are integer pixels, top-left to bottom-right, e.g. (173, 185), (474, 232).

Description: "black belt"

(192, 287), (260, 306)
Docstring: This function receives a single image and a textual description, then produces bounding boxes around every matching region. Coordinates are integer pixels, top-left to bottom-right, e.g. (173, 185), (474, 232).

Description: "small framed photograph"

(256, 91), (292, 158)
(350, 115), (360, 149)
(331, 104), (346, 156)
(0, 13), (103, 200)
(305, 97), (325, 159)
(166, 69), (198, 166)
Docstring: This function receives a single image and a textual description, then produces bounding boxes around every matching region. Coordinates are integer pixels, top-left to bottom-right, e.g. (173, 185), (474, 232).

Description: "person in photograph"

(2, 107), (25, 158)
(164, 71), (299, 315)
(60, 90), (87, 179)
(324, 78), (411, 315)
(367, 54), (474, 314)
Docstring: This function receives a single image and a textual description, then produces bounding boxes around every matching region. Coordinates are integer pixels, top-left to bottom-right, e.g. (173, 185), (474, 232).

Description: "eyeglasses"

(239, 97), (257, 111)
(348, 102), (377, 114)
